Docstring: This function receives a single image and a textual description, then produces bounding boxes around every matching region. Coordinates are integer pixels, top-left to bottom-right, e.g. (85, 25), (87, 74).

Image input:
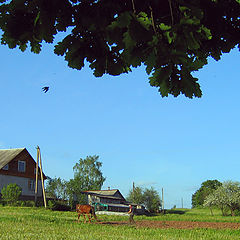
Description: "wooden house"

(0, 148), (46, 201)
(81, 189), (146, 214)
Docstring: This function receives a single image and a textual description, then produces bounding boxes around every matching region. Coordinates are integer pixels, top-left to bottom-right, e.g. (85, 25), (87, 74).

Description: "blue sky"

(0, 40), (239, 209)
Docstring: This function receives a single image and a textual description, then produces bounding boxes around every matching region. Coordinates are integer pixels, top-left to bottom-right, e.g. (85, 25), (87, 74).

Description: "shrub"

(233, 208), (240, 216)
(1, 183), (22, 205)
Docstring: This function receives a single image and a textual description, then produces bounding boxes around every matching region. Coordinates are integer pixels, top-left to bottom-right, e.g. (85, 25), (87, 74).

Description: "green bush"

(233, 208), (240, 216)
(48, 200), (55, 209)
(1, 183), (22, 205)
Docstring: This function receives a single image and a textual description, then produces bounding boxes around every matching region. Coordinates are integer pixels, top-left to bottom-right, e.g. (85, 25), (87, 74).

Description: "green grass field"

(0, 206), (240, 240)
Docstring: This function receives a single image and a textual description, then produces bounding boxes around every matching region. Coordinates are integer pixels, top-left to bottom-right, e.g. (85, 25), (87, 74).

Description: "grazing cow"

(76, 204), (97, 223)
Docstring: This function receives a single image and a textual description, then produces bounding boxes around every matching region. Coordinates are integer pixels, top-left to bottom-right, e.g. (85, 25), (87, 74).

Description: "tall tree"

(143, 187), (161, 213)
(67, 155), (106, 204)
(0, 0), (239, 98)
(192, 179), (222, 208)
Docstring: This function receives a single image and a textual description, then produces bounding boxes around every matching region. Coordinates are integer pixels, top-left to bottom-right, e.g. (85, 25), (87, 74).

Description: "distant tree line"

(192, 179), (240, 216)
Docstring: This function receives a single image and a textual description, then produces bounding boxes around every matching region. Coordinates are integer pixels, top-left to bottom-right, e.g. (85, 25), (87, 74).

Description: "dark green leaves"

(0, 0), (239, 98)
(109, 12), (131, 29)
(149, 66), (173, 97)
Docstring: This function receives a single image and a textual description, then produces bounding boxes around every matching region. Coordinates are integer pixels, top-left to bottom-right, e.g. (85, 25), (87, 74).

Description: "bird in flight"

(42, 86), (49, 93)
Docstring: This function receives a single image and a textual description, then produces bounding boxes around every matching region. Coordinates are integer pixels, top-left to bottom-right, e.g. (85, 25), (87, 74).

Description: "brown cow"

(76, 204), (97, 223)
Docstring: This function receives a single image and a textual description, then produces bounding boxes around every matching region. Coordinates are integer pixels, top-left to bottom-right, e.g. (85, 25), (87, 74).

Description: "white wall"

(0, 174), (43, 197)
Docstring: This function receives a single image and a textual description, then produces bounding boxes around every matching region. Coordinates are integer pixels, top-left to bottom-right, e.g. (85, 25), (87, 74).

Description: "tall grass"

(0, 207), (240, 240)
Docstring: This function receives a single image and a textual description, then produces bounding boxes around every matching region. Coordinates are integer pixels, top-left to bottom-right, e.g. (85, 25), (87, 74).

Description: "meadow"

(0, 206), (240, 240)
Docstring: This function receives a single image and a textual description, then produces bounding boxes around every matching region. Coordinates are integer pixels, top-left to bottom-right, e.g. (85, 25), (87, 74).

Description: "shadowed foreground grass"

(0, 207), (240, 240)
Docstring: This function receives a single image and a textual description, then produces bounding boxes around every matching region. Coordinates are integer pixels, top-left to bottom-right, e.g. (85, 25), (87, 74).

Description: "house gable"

(112, 190), (125, 200)
(0, 148), (46, 179)
(0, 148), (46, 199)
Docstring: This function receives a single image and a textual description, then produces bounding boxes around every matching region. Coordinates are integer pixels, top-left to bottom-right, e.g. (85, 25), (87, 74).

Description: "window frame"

(18, 161), (26, 173)
(28, 179), (35, 191)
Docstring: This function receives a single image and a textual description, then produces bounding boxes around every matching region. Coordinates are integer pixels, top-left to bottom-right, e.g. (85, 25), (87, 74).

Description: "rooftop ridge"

(85, 189), (118, 192)
(0, 148), (25, 151)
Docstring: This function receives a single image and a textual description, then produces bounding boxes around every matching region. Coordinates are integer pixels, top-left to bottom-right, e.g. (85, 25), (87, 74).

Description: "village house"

(0, 148), (46, 201)
(81, 189), (146, 214)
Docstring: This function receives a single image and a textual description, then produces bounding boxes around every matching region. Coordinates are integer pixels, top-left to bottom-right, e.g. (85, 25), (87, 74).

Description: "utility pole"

(162, 188), (164, 213)
(35, 146), (47, 208)
(34, 148), (39, 206)
(133, 181), (135, 201)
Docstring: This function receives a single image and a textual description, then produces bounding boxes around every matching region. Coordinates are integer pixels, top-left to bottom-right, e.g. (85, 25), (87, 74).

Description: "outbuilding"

(81, 189), (146, 214)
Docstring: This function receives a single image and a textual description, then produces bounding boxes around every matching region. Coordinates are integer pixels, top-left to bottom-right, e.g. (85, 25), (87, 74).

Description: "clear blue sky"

(0, 39), (239, 209)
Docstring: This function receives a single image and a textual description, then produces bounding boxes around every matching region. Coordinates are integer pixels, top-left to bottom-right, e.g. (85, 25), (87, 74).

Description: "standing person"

(128, 205), (135, 224)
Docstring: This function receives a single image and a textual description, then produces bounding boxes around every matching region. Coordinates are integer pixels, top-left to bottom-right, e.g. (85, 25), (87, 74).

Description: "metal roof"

(82, 189), (126, 200)
(0, 148), (25, 169)
(84, 190), (119, 196)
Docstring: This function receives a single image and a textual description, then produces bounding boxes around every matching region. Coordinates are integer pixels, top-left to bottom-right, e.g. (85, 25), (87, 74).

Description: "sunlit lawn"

(0, 206), (240, 240)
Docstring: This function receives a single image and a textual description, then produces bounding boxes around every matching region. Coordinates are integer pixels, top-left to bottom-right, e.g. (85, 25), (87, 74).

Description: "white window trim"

(18, 161), (26, 172)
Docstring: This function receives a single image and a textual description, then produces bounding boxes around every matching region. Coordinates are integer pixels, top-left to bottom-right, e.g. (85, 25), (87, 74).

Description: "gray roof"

(0, 148), (25, 169)
(84, 190), (119, 196)
(82, 189), (126, 201)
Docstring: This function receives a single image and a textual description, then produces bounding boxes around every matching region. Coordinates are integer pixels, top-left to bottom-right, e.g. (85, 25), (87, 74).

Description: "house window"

(2, 164), (9, 170)
(28, 180), (35, 191)
(18, 161), (26, 172)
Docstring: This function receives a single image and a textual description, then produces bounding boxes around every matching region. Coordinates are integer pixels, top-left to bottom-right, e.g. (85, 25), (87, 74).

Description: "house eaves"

(0, 148), (25, 169)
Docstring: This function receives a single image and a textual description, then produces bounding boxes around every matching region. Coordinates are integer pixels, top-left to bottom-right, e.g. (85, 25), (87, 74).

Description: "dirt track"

(97, 220), (240, 229)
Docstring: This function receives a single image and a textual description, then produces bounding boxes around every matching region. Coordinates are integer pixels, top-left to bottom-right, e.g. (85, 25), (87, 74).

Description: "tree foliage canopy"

(204, 181), (240, 216)
(0, 0), (239, 98)
(67, 155), (105, 203)
(127, 186), (144, 205)
(45, 177), (68, 200)
(143, 187), (161, 213)
(127, 186), (161, 212)
(192, 179), (222, 208)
